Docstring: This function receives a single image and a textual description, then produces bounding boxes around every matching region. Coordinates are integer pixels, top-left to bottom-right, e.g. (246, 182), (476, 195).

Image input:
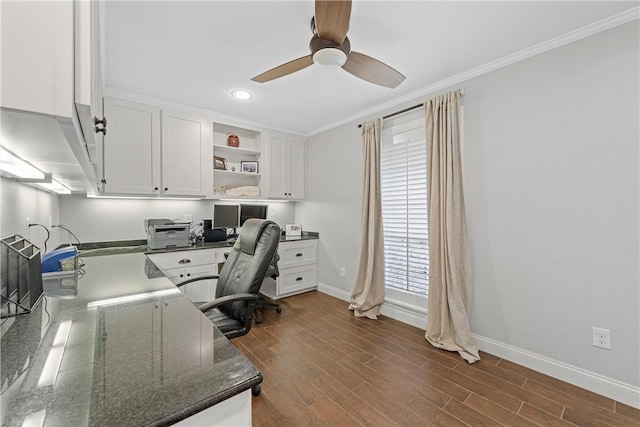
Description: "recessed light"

(231, 90), (252, 100)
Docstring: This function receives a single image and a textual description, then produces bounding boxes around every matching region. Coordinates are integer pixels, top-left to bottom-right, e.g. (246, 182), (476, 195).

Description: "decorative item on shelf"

(227, 133), (240, 147)
(213, 185), (227, 196)
(285, 224), (302, 240)
(213, 156), (227, 170)
(225, 186), (260, 197)
(241, 161), (259, 174)
(231, 166), (236, 172)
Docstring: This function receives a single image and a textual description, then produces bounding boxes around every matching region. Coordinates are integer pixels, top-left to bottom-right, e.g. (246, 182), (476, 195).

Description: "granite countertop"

(0, 252), (261, 426)
(77, 231), (319, 257)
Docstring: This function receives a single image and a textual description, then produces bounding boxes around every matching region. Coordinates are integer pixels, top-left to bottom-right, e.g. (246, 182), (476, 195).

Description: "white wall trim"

(316, 282), (640, 409)
(474, 334), (640, 409)
(317, 282), (428, 329)
(307, 6), (640, 136)
(317, 281), (350, 301)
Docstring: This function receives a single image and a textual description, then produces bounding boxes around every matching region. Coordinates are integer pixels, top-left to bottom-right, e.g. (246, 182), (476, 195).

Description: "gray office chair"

(176, 218), (280, 395)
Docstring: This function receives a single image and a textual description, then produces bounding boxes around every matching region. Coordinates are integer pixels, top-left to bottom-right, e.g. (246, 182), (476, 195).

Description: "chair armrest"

(174, 275), (219, 288)
(197, 293), (259, 313)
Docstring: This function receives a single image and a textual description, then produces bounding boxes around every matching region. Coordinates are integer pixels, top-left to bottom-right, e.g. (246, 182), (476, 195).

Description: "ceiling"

(102, 1), (638, 136)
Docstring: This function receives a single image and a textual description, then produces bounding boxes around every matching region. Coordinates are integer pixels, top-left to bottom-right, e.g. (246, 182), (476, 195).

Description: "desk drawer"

(279, 240), (317, 268)
(147, 248), (222, 270)
(277, 265), (317, 297)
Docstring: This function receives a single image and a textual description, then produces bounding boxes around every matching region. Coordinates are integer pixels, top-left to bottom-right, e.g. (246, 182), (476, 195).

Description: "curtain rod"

(357, 88), (465, 128)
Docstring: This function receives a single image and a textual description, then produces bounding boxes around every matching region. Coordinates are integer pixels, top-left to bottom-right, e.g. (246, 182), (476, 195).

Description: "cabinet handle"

(178, 259), (191, 264)
(154, 187), (159, 191)
(164, 187), (168, 191)
(94, 116), (107, 135)
(296, 277), (303, 281)
(179, 274), (184, 278)
(296, 253), (303, 257)
(187, 273), (191, 277)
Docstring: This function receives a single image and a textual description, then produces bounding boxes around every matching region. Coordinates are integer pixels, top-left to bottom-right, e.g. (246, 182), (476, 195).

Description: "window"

(380, 111), (429, 297)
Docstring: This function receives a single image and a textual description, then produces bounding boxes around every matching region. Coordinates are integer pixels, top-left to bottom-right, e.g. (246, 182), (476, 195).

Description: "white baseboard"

(474, 334), (640, 409)
(317, 281), (350, 301)
(317, 282), (428, 328)
(316, 281), (640, 409)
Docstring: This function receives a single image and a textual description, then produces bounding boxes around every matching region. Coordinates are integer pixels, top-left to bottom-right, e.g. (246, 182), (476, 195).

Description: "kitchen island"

(0, 252), (261, 426)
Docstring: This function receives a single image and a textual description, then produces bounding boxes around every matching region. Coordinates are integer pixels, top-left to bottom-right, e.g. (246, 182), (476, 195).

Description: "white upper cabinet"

(161, 110), (211, 197)
(101, 97), (161, 195)
(0, 0), (101, 193)
(267, 133), (306, 199)
(101, 97), (211, 197)
(1, 1), (73, 116)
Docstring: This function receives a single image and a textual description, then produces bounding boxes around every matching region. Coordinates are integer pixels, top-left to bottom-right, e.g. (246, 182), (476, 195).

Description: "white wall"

(463, 20), (639, 390)
(0, 177), (61, 251)
(59, 197), (295, 243)
(297, 21), (639, 404)
(296, 124), (363, 293)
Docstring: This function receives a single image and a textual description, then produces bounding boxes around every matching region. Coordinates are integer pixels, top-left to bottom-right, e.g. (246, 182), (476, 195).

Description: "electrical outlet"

(593, 327), (611, 350)
(184, 214), (193, 223)
(340, 267), (346, 278)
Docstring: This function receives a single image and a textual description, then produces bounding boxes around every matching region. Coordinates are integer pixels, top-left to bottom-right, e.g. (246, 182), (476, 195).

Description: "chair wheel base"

(252, 385), (261, 396)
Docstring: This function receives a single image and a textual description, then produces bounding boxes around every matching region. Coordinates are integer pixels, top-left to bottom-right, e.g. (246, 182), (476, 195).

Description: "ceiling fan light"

(313, 48), (347, 67)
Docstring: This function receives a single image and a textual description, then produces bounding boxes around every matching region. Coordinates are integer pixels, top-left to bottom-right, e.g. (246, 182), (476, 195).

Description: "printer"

(145, 219), (190, 250)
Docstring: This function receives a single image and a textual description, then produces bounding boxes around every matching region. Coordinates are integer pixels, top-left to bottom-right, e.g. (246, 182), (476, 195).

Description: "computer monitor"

(213, 204), (239, 229)
(239, 204), (267, 226)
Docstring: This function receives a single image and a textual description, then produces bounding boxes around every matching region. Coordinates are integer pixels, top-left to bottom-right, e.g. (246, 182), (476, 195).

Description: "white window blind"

(380, 111), (429, 296)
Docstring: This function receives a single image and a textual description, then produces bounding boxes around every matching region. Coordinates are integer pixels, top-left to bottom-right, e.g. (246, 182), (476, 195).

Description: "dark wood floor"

(234, 291), (640, 426)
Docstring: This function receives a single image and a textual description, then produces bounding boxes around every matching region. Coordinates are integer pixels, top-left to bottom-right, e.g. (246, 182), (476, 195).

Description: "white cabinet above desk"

(100, 97), (211, 197)
(266, 133), (306, 199)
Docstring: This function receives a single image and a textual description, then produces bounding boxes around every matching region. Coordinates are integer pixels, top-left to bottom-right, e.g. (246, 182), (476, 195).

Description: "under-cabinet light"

(0, 146), (46, 180)
(218, 199), (289, 203)
(35, 178), (72, 195)
(86, 194), (203, 200)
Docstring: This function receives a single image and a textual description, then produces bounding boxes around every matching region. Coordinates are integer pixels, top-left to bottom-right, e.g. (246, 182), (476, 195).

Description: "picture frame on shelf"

(240, 161), (259, 174)
(285, 224), (302, 240)
(213, 156), (227, 170)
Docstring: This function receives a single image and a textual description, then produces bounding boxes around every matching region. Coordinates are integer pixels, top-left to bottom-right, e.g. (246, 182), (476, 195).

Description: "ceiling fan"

(251, 0), (405, 89)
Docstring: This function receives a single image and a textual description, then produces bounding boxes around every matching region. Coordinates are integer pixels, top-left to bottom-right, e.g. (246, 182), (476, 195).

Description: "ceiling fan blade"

(315, 0), (352, 45)
(342, 51), (406, 88)
(251, 55), (314, 83)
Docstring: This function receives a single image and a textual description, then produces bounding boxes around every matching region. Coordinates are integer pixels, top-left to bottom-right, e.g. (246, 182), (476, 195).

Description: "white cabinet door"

(161, 110), (209, 197)
(101, 97), (161, 195)
(267, 133), (306, 199)
(0, 1), (73, 117)
(288, 137), (306, 199)
(267, 134), (288, 198)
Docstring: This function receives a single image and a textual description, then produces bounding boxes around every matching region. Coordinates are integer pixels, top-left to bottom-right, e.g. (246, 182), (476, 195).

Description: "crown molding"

(306, 6), (640, 137)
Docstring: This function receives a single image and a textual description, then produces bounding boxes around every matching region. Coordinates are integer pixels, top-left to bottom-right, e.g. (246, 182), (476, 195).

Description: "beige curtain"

(349, 118), (385, 319)
(424, 91), (480, 363)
